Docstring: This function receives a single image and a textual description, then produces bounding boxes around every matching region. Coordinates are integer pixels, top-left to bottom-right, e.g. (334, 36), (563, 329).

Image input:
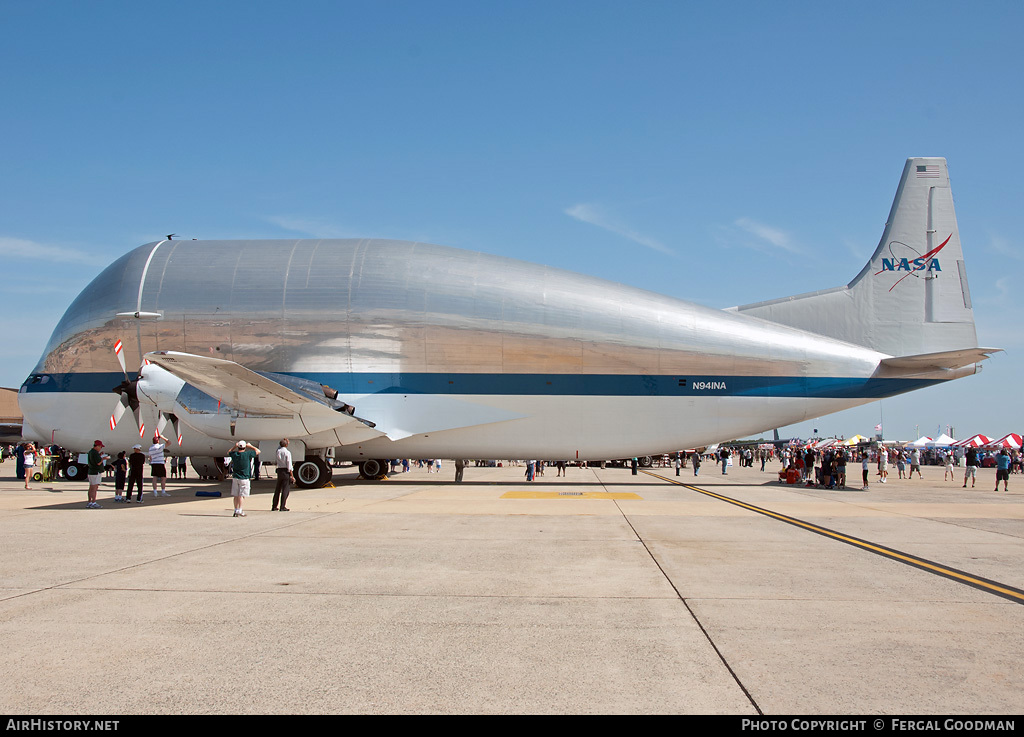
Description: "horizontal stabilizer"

(880, 347), (1001, 372)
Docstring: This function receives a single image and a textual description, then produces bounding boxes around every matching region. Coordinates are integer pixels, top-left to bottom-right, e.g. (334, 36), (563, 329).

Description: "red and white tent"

(985, 433), (1023, 449)
(952, 434), (992, 448)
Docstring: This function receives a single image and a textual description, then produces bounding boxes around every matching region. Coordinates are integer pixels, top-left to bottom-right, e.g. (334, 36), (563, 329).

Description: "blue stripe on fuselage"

(20, 371), (943, 399)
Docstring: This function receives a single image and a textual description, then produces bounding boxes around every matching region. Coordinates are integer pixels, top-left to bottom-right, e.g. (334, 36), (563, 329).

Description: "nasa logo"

(874, 234), (951, 292)
(879, 256), (942, 272)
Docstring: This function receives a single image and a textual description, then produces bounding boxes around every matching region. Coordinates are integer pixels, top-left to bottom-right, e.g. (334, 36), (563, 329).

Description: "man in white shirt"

(272, 438), (294, 511)
(148, 435), (169, 496)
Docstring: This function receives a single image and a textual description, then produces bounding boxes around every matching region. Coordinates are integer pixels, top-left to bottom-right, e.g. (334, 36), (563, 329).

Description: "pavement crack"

(595, 468), (763, 715)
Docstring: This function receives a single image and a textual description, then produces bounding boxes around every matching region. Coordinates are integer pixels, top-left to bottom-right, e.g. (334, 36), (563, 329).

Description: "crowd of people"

(1, 436), (291, 518)
(5, 440), (1020, 510)
(704, 443), (1022, 492)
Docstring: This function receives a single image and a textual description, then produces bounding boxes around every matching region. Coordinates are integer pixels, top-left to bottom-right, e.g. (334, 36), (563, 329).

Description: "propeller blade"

(167, 413), (183, 445)
(114, 339), (127, 376)
(109, 393), (129, 430)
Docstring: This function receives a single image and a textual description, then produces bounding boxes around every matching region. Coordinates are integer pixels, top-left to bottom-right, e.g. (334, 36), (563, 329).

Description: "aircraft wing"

(145, 351), (528, 443)
(143, 351), (390, 444)
(145, 351), (327, 415)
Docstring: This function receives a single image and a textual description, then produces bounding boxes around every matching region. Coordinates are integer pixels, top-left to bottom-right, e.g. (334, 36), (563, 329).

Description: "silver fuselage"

(19, 239), (958, 459)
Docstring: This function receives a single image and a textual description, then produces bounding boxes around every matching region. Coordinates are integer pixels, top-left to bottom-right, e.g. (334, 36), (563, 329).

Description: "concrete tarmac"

(1, 458), (1022, 715)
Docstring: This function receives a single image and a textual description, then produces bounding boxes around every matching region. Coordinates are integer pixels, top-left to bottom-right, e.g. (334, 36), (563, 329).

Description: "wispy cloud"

(986, 233), (1023, 262)
(264, 216), (353, 239)
(978, 276), (1015, 308)
(734, 217), (802, 254)
(0, 236), (96, 264)
(842, 237), (873, 262)
(564, 203), (674, 256)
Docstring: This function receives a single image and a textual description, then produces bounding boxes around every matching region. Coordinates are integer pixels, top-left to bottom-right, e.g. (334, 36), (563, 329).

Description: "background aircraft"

(18, 158), (996, 486)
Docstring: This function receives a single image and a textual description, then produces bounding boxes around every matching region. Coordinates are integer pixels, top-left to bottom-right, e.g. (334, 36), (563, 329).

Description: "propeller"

(109, 340), (143, 434)
(109, 341), (182, 445)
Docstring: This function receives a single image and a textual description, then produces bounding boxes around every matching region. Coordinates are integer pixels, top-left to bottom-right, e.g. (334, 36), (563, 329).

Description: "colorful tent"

(985, 433), (1022, 449)
(952, 434), (992, 448)
(909, 436), (933, 447)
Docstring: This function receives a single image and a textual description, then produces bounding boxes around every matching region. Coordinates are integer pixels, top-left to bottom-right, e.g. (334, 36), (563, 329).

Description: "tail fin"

(731, 158), (979, 357)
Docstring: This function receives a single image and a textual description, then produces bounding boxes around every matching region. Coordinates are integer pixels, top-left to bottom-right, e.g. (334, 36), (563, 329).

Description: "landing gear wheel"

(63, 462), (87, 481)
(295, 457), (330, 489)
(638, 456), (654, 468)
(359, 458), (388, 480)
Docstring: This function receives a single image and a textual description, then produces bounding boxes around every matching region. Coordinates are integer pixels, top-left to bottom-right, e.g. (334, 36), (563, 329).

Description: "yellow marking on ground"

(501, 491), (643, 500)
(644, 470), (1024, 605)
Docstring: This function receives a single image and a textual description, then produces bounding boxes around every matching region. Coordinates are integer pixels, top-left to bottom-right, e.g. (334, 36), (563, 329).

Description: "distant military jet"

(19, 158), (997, 486)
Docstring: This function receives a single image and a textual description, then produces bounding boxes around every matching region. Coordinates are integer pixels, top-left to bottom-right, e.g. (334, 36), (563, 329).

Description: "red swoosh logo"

(875, 234), (952, 291)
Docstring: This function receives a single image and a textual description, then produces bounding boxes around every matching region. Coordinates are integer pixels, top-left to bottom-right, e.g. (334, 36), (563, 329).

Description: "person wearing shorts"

(148, 436), (169, 497)
(995, 449), (1011, 492)
(963, 447), (978, 488)
(229, 440), (260, 517)
(944, 451), (955, 481)
(835, 450), (847, 489)
(909, 448), (923, 479)
(87, 439), (107, 509)
(22, 443), (37, 490)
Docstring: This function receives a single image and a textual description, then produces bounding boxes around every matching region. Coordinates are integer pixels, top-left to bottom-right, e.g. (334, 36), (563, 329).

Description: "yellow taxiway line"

(644, 470), (1024, 606)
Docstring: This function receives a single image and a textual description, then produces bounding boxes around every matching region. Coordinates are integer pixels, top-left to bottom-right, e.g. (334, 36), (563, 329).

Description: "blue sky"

(2, 0), (1021, 441)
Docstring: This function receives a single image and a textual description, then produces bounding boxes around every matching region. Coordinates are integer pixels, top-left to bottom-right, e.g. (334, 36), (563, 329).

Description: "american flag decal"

(916, 165), (940, 178)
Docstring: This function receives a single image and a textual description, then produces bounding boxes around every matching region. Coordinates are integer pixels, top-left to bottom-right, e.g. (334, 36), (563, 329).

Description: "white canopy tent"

(926, 434), (957, 447)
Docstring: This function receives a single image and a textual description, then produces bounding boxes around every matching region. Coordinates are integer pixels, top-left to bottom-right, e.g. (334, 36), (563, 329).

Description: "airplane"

(18, 157), (998, 487)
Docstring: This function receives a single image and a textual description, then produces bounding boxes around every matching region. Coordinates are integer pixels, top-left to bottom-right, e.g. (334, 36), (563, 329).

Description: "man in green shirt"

(228, 440), (260, 517)
(86, 439), (107, 509)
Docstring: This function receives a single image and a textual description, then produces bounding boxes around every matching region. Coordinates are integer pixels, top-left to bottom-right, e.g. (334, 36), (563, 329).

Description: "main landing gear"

(358, 459), (389, 480)
(293, 456), (333, 489)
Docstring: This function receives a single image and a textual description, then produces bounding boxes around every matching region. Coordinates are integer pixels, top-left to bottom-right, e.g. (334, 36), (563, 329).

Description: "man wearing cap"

(229, 440), (260, 517)
(148, 435), (169, 497)
(127, 443), (147, 503)
(86, 440), (107, 509)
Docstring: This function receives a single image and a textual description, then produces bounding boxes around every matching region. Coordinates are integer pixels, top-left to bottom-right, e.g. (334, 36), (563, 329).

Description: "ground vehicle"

(32, 453), (58, 482)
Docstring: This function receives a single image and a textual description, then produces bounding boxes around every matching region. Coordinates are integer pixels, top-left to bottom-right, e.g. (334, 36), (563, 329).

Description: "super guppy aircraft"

(19, 158), (997, 486)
